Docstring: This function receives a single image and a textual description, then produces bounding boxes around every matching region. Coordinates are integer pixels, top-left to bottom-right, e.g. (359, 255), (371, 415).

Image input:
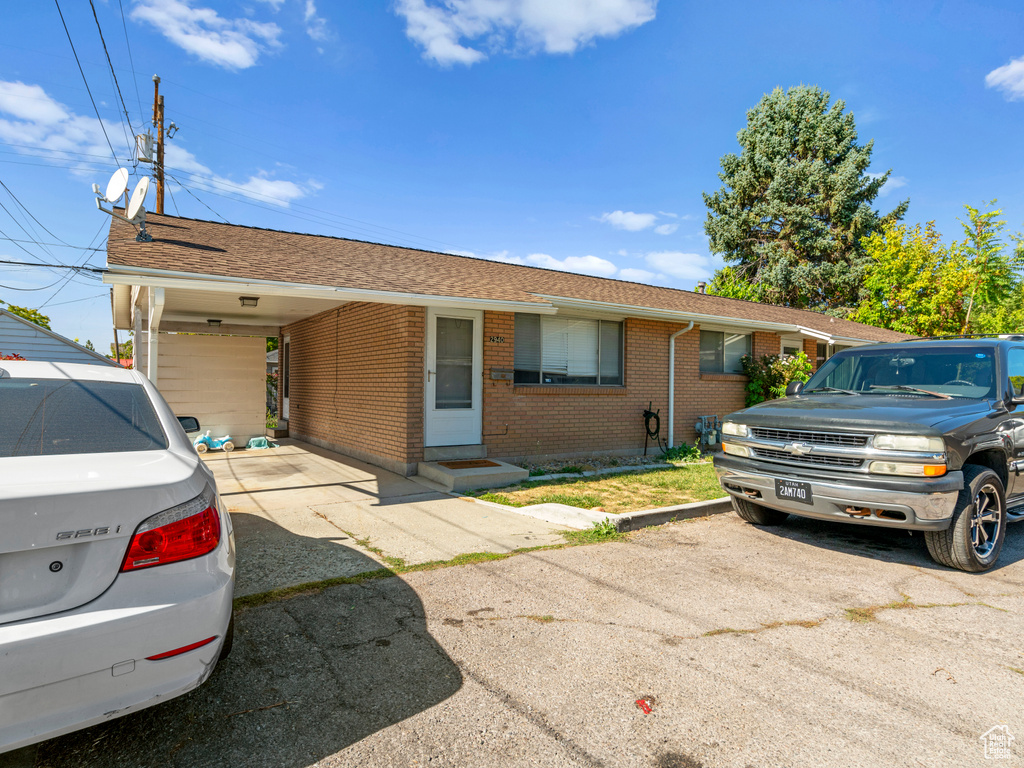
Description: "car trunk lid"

(0, 449), (207, 625)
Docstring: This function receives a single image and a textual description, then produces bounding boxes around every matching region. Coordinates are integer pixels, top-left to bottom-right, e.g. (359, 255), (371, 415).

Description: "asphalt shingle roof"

(107, 213), (907, 343)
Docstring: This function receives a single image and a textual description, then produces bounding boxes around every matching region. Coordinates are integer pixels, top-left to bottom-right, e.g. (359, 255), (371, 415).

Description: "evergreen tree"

(703, 85), (907, 311)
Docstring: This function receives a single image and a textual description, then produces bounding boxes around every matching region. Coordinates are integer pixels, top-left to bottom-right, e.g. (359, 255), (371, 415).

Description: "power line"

(40, 220), (108, 307)
(0, 258), (105, 272)
(0, 178), (74, 246)
(0, 238), (105, 251)
(116, 0), (145, 125)
(161, 170), (230, 223)
(89, 0), (136, 160)
(45, 291), (109, 308)
(54, 0), (120, 164)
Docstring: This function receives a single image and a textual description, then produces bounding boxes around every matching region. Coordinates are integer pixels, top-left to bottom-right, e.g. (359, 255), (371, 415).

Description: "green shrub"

(740, 351), (813, 406)
(663, 442), (702, 462)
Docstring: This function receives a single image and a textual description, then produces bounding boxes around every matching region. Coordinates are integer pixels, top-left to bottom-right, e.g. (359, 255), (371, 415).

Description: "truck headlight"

(869, 461), (947, 477)
(722, 422), (749, 438)
(872, 434), (945, 453)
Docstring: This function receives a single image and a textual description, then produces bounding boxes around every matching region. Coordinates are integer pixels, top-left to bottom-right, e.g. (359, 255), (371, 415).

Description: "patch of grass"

(843, 594), (986, 623)
(524, 614), (557, 623)
(702, 618), (823, 637)
(556, 464), (585, 474)
(234, 568), (396, 611)
(662, 442), (702, 463)
(476, 492), (518, 506)
(562, 518), (626, 545)
(528, 467), (546, 477)
(474, 463), (722, 514)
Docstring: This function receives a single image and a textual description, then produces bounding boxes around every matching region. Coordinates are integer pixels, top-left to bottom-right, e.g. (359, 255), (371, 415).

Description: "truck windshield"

(0, 378), (168, 457)
(805, 347), (996, 399)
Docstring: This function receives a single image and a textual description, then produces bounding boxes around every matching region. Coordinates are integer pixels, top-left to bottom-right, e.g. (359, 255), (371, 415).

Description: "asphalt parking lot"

(11, 504), (1023, 768)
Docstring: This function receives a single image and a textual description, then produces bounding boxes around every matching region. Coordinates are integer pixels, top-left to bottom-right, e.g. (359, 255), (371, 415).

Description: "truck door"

(1006, 347), (1024, 503)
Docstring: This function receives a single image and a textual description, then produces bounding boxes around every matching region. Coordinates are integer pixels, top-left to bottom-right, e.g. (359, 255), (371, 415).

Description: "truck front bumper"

(713, 455), (961, 531)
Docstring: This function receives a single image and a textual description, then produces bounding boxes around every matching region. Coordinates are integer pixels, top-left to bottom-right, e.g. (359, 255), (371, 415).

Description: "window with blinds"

(514, 314), (623, 385)
(699, 330), (751, 374)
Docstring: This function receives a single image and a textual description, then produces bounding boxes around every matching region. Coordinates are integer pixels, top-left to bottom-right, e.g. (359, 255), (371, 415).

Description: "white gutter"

(104, 265), (557, 315)
(668, 321), (695, 449)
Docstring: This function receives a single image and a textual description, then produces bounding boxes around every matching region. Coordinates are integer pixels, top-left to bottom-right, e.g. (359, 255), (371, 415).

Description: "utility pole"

(152, 75), (164, 214)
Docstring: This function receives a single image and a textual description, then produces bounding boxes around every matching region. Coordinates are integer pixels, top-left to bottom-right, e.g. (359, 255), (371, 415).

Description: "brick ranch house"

(104, 213), (905, 476)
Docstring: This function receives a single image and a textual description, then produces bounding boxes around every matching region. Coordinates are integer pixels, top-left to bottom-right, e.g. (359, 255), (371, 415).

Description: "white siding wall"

(0, 313), (114, 365)
(157, 333), (265, 443)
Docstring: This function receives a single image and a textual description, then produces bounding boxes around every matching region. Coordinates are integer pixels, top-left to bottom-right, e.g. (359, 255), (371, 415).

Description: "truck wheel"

(731, 496), (789, 526)
(924, 465), (1006, 572)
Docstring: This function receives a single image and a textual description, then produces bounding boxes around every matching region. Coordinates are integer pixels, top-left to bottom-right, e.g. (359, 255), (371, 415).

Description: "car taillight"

(121, 487), (221, 572)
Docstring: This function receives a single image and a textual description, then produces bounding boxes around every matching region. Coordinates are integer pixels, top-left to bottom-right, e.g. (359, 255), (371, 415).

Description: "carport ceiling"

(138, 287), (346, 327)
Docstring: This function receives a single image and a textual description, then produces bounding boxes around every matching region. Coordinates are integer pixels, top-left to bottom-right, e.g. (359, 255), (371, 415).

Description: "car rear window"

(0, 378), (168, 457)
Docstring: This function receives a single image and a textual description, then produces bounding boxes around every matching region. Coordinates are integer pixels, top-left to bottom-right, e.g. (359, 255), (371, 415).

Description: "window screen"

(700, 331), (750, 373)
(513, 314), (623, 385)
(0, 379), (168, 457)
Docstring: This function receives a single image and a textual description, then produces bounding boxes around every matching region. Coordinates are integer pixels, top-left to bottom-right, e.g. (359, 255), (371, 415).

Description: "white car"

(0, 361), (235, 752)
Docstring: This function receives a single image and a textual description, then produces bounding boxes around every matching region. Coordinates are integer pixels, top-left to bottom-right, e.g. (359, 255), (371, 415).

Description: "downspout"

(668, 321), (695, 449)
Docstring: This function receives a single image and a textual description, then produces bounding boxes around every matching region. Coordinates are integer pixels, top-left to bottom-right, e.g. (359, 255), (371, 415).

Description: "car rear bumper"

(714, 455), (960, 530)
(0, 535), (234, 753)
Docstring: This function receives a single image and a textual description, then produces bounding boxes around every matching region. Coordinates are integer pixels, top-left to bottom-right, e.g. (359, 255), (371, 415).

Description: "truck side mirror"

(785, 380), (804, 397)
(177, 416), (201, 433)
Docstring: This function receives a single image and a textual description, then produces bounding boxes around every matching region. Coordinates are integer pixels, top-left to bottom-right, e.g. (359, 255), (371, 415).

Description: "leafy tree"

(854, 204), (1024, 336)
(267, 336), (279, 353)
(703, 85), (907, 312)
(1, 301), (51, 330)
(84, 339), (95, 351)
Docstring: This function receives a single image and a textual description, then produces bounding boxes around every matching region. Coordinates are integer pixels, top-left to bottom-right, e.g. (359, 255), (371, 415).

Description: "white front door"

(425, 307), (482, 447)
(281, 335), (290, 421)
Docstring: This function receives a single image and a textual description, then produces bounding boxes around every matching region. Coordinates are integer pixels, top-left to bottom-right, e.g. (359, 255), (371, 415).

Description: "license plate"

(775, 479), (813, 505)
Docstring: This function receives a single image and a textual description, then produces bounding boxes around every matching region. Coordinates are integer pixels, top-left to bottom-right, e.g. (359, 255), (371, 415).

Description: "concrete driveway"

(207, 440), (569, 595)
(14, 502), (1024, 768)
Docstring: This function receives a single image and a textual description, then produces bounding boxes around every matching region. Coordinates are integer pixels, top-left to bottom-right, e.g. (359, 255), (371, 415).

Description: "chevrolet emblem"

(785, 442), (813, 456)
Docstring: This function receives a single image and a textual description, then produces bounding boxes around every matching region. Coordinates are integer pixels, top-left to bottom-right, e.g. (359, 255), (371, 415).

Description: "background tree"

(853, 204), (1024, 336)
(0, 300), (51, 330)
(703, 85), (907, 312)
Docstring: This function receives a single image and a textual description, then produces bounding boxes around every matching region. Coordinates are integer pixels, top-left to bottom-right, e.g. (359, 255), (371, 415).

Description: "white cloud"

(527, 253), (619, 277)
(867, 172), (908, 197)
(163, 144), (314, 207)
(645, 251), (715, 281)
(0, 81), (69, 124)
(599, 210), (658, 231)
(304, 0), (330, 41)
(0, 80), (124, 172)
(131, 0), (282, 70)
(395, 0), (656, 66)
(986, 56), (1024, 101)
(653, 222), (678, 235)
(618, 267), (658, 283)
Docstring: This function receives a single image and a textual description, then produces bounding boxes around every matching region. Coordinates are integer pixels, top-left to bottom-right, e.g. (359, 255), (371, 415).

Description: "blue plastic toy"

(193, 430), (235, 453)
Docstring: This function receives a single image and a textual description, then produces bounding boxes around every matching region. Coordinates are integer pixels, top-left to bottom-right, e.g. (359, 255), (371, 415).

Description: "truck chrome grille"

(749, 427), (869, 447)
(752, 447), (863, 468)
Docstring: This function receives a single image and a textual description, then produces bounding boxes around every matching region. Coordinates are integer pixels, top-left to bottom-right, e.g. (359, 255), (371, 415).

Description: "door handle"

(427, 370), (435, 382)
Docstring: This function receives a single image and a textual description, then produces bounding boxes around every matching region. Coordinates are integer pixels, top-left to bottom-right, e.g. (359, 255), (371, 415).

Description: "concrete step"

(424, 444), (487, 462)
(417, 459), (528, 493)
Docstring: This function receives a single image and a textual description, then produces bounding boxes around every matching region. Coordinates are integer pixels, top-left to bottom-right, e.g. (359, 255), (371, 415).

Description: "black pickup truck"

(713, 337), (1024, 572)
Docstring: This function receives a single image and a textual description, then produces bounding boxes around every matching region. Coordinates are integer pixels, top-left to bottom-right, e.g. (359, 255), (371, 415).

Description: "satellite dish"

(104, 168), (130, 203)
(126, 176), (150, 222)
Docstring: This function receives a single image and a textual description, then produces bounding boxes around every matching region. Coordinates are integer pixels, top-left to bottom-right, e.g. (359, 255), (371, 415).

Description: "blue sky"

(1, 0), (1023, 349)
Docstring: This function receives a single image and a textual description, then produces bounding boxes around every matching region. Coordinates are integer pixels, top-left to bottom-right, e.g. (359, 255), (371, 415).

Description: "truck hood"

(730, 394), (995, 434)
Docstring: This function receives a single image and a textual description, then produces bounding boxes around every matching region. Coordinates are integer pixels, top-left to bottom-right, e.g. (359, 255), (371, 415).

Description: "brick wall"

(482, 312), (779, 462)
(803, 337), (820, 371)
(281, 302), (425, 475)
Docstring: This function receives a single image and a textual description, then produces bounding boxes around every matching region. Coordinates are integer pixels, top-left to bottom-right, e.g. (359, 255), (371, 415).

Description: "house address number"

(489, 336), (505, 343)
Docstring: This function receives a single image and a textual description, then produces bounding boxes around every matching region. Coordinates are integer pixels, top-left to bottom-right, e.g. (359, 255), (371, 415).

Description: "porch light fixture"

(207, 319), (222, 327)
(239, 296), (259, 308)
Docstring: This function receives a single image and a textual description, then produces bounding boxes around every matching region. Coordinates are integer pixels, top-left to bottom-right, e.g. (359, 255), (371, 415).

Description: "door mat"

(438, 459), (502, 470)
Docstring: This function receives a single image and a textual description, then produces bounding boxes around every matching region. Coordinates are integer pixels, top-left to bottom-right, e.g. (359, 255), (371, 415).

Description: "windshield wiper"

(804, 386), (860, 395)
(868, 384), (952, 399)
